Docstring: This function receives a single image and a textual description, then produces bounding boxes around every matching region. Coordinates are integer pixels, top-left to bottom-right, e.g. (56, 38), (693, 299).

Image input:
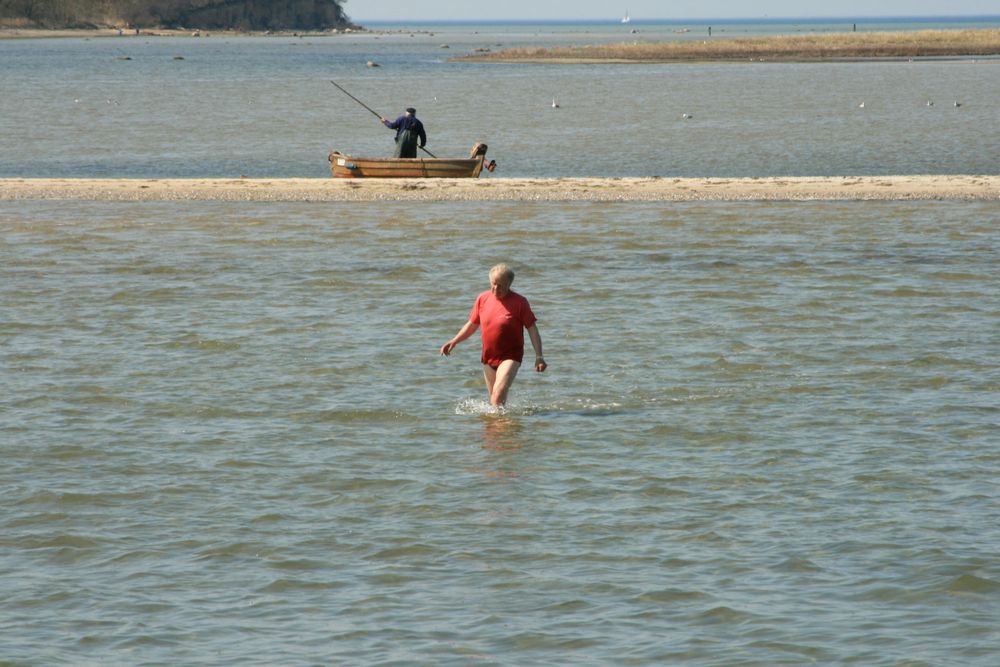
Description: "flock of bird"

(547, 98), (964, 116)
(73, 95), (967, 116)
(858, 100), (963, 108)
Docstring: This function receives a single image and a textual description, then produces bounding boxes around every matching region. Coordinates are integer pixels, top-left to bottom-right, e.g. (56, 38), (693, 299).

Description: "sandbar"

(0, 176), (997, 202)
(455, 29), (1000, 63)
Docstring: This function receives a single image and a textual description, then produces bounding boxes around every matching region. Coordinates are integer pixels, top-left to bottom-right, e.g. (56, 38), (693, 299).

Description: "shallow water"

(2, 199), (999, 665)
(1, 26), (999, 178)
(3, 17), (1000, 665)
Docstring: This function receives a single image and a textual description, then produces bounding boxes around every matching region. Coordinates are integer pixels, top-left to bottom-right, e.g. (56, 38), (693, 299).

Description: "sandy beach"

(0, 176), (997, 202)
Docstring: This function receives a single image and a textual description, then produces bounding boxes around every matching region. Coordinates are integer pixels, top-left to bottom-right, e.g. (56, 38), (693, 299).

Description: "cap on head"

(405, 107), (416, 114)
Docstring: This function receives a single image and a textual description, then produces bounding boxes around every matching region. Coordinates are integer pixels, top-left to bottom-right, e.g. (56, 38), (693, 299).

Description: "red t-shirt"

(470, 290), (537, 366)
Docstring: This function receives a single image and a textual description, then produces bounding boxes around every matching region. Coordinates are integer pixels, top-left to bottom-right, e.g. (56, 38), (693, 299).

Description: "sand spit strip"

(1, 176), (998, 203)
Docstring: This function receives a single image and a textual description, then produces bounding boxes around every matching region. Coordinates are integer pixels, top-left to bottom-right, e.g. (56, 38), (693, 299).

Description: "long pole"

(330, 79), (381, 120)
(329, 80), (438, 158)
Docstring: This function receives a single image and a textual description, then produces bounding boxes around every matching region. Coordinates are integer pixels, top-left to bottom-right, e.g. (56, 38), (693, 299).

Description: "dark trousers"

(393, 129), (418, 158)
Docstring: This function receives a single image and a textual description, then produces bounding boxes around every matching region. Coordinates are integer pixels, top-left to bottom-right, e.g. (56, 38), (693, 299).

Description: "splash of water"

(453, 397), (543, 416)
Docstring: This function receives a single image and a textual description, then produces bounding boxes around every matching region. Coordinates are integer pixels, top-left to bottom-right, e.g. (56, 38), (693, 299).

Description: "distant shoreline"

(0, 27), (363, 40)
(2, 176), (997, 202)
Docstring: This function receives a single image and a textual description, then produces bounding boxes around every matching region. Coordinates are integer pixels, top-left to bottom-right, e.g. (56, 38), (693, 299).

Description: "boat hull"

(328, 143), (489, 178)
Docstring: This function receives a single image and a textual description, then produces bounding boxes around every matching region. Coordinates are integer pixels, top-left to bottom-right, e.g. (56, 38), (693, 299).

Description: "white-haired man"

(440, 264), (546, 407)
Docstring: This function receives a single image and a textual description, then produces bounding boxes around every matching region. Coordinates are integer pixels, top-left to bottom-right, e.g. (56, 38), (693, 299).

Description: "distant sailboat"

(621, 10), (630, 24)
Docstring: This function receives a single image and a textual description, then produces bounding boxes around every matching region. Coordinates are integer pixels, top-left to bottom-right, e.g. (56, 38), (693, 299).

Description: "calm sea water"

(1, 19), (999, 178)
(2, 19), (1000, 666)
(3, 199), (999, 665)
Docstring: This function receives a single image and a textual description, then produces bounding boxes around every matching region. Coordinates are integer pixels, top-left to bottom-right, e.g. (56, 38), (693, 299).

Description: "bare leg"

(483, 360), (521, 407)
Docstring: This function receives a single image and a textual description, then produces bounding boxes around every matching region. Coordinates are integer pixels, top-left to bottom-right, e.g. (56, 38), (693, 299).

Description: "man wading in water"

(440, 264), (547, 407)
(379, 107), (427, 158)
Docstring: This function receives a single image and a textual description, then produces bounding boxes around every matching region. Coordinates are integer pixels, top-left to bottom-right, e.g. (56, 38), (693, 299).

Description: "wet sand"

(1, 176), (998, 202)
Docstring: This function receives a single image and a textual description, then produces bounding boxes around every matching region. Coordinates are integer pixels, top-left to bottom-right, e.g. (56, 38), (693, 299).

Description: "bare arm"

(527, 324), (546, 372)
(440, 320), (479, 356)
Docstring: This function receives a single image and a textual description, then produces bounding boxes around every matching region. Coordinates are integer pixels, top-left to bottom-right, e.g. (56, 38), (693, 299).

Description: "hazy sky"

(348, 1), (998, 22)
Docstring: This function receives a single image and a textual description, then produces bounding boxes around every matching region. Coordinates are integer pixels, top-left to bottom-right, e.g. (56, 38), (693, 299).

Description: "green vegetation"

(0, 0), (355, 30)
(455, 29), (1000, 62)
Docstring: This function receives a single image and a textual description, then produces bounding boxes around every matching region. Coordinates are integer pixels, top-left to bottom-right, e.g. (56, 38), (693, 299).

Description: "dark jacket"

(383, 114), (426, 147)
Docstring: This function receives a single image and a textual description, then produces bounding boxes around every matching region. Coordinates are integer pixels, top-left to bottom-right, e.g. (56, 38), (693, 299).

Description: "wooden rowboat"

(328, 143), (492, 178)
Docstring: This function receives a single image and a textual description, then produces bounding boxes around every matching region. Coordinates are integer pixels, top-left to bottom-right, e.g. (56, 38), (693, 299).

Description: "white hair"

(489, 263), (514, 285)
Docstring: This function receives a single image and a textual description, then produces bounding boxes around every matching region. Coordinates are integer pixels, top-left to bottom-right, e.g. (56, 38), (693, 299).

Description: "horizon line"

(351, 14), (1000, 24)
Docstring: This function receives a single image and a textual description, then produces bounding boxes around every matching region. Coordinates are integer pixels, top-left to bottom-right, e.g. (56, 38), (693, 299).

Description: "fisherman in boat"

(379, 107), (427, 158)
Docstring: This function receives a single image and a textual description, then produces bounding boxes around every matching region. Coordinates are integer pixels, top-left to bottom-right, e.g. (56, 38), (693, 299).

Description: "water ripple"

(2, 198), (998, 665)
